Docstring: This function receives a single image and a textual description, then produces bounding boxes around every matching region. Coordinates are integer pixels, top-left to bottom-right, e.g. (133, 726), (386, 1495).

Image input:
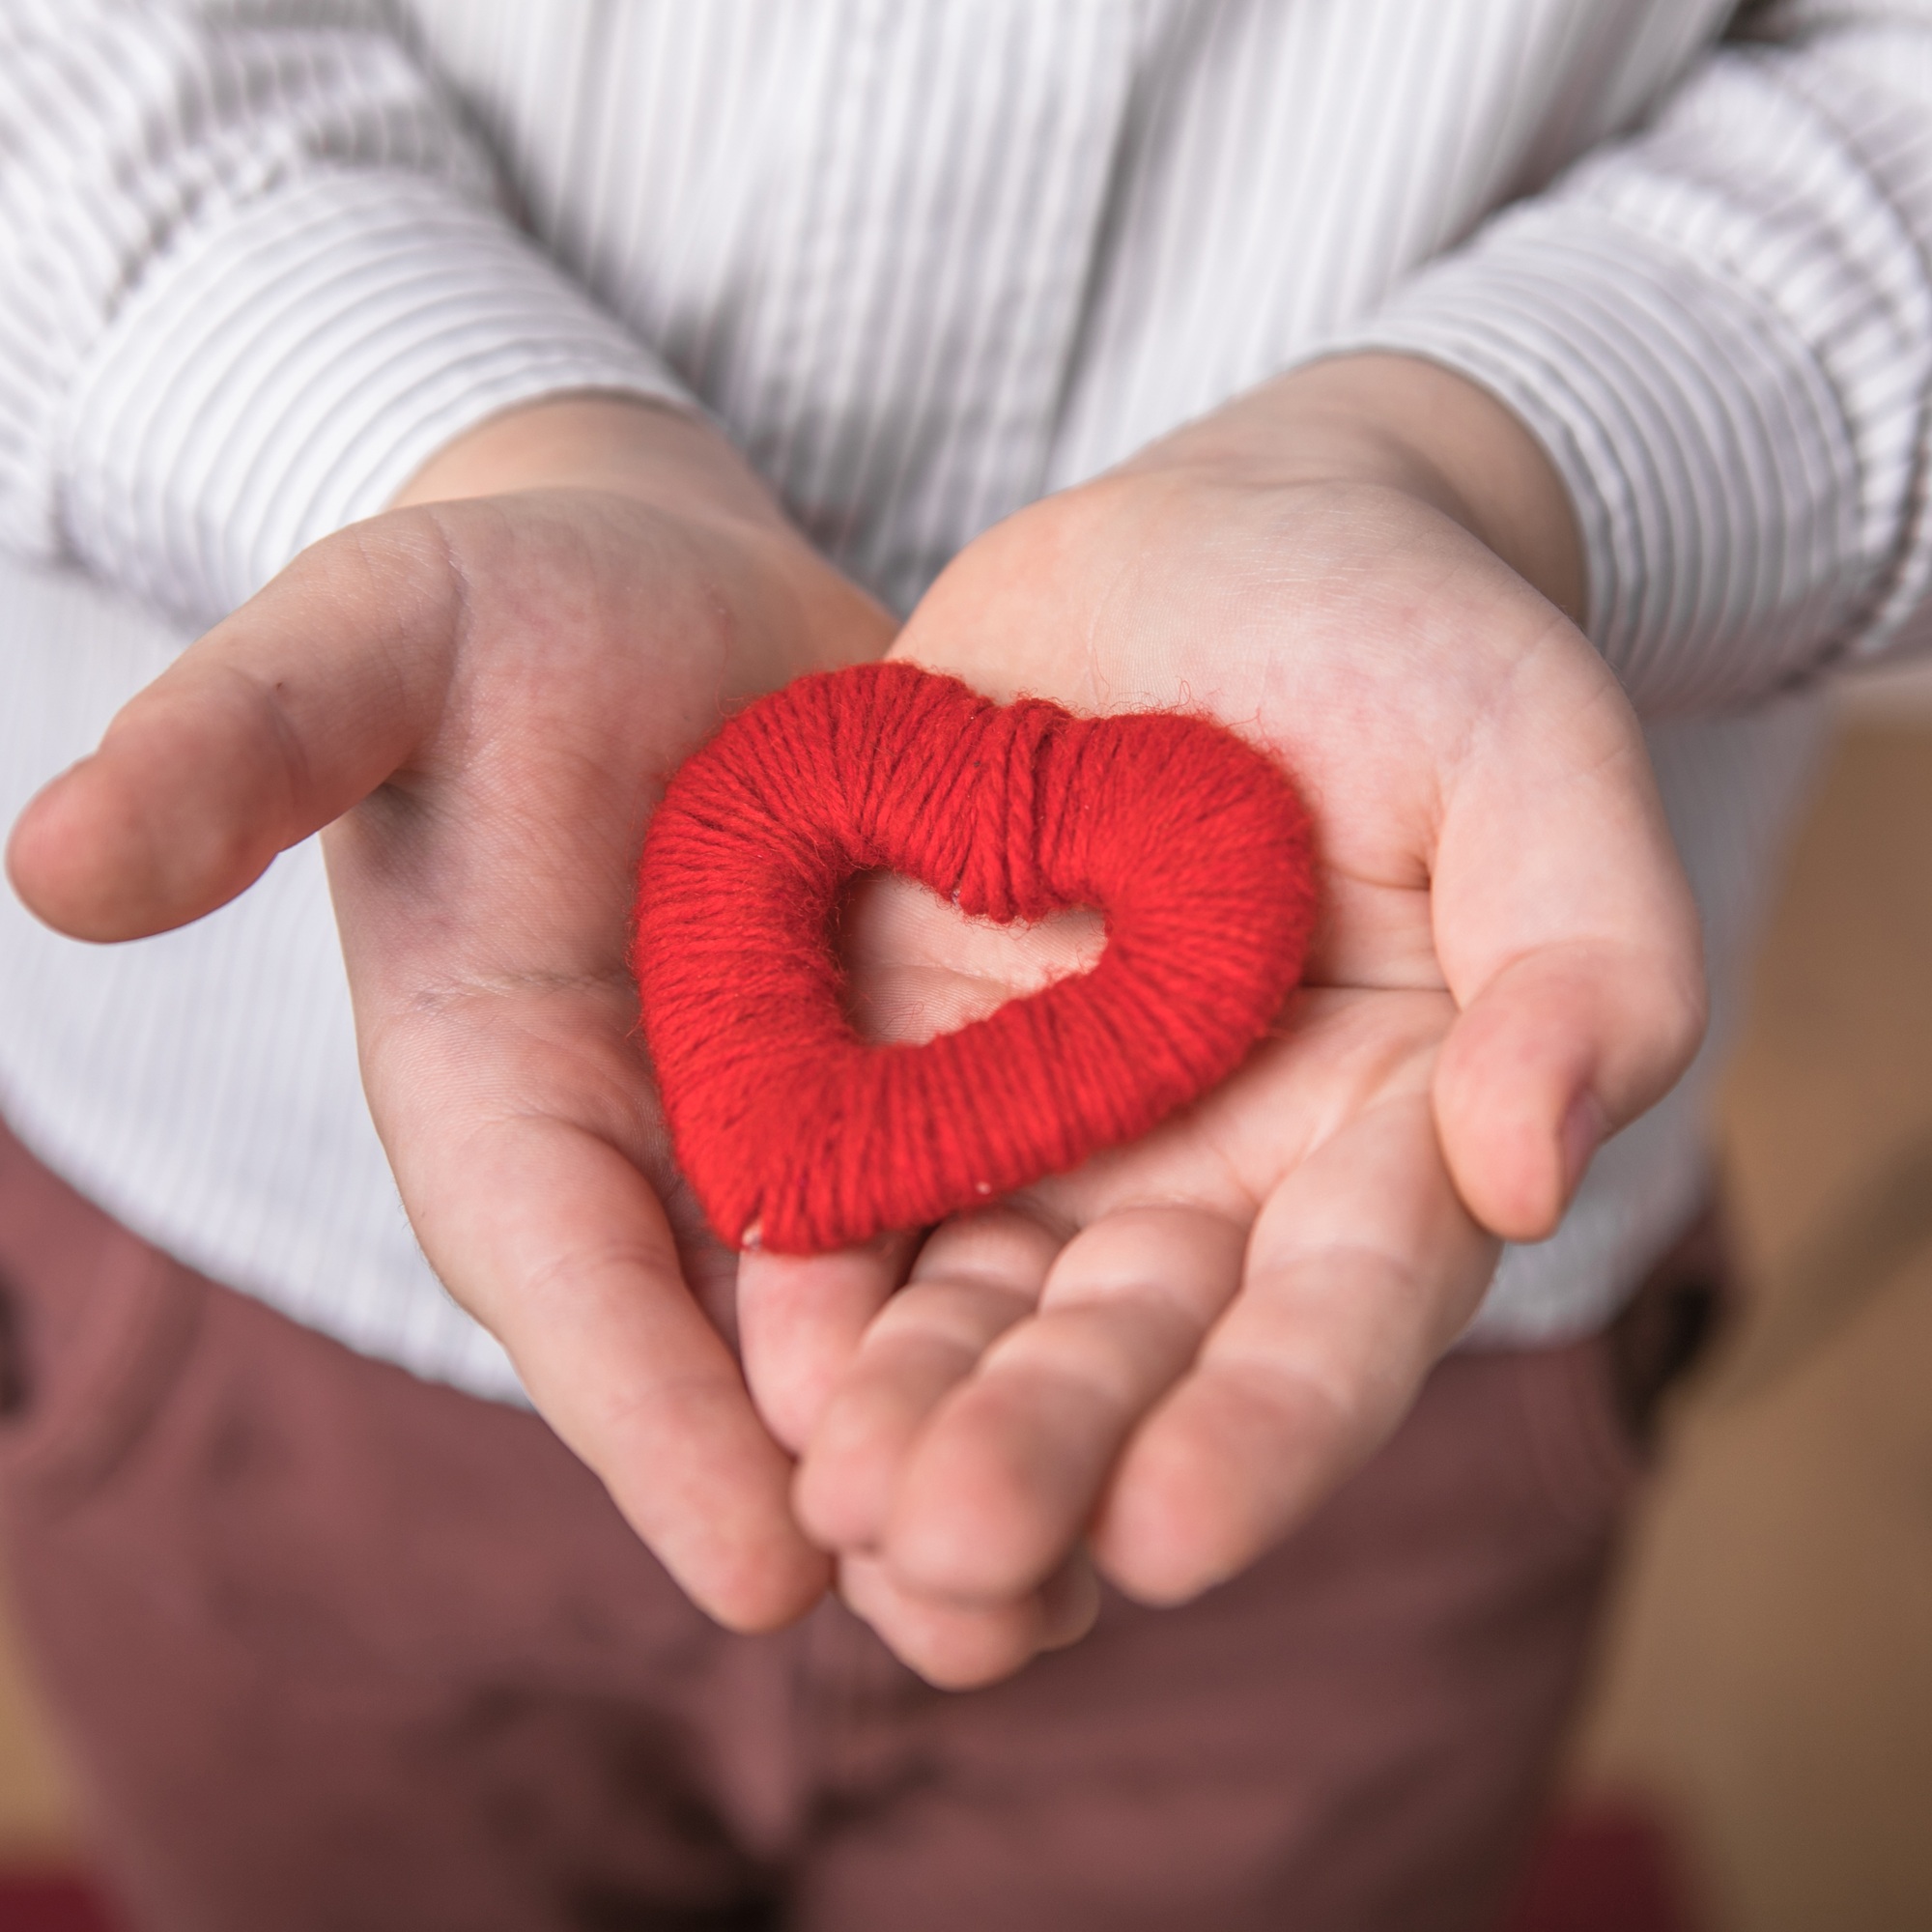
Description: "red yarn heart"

(634, 661), (1318, 1255)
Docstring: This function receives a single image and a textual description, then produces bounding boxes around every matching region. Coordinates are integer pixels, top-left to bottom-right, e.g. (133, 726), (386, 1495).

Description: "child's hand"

(738, 355), (1705, 1687)
(6, 396), (895, 1634)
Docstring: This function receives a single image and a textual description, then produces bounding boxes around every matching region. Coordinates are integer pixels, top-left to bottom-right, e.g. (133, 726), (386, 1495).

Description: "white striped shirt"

(0, 0), (1924, 1397)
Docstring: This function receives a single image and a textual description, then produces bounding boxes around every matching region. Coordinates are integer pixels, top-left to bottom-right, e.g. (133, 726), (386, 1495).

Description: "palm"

(739, 468), (1700, 1685)
(9, 474), (895, 1631)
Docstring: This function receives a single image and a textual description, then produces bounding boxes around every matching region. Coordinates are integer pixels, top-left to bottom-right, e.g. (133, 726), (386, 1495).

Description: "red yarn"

(633, 661), (1318, 1255)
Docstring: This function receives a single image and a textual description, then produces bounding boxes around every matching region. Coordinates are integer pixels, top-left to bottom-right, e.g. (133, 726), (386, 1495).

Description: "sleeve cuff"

(59, 169), (693, 624)
(1331, 200), (1875, 713)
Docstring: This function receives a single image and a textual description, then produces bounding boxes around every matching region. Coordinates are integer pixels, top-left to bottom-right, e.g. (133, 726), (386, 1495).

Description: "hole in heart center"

(837, 869), (1107, 1047)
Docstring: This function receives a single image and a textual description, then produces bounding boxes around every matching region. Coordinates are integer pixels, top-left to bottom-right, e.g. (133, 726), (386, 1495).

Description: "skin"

(5, 356), (1704, 1685)
(6, 396), (896, 1632)
(739, 355), (1704, 1686)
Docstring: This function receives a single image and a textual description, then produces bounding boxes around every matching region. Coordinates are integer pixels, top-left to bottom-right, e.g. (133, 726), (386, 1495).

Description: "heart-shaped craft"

(634, 661), (1317, 1255)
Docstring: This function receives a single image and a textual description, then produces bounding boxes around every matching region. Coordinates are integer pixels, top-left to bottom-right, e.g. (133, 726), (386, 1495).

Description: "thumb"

(1426, 626), (1706, 1243)
(5, 514), (459, 942)
(1433, 935), (1706, 1242)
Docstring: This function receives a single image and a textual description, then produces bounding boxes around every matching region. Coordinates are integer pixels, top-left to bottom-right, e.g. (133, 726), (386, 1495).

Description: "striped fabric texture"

(0, 0), (1925, 1394)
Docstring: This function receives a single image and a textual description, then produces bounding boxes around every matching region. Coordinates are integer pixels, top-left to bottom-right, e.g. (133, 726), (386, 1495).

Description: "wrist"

(390, 391), (793, 535)
(390, 391), (895, 686)
(1143, 355), (1586, 625)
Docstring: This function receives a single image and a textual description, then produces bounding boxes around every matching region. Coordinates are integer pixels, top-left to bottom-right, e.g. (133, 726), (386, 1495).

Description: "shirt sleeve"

(1335, 0), (1932, 714)
(0, 0), (691, 628)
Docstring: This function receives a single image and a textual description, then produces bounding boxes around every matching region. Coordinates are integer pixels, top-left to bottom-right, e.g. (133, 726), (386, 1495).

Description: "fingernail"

(1561, 1091), (1606, 1198)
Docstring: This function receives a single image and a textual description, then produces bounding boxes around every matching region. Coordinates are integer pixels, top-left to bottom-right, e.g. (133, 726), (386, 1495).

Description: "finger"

(838, 1548), (1099, 1690)
(1093, 1092), (1494, 1606)
(792, 1208), (1060, 1552)
(416, 1102), (831, 1634)
(5, 515), (459, 940)
(1037, 1548), (1105, 1653)
(885, 1207), (1247, 1602)
(839, 1553), (1037, 1689)
(1435, 935), (1706, 1240)
(736, 1234), (913, 1453)
(1430, 636), (1705, 1239)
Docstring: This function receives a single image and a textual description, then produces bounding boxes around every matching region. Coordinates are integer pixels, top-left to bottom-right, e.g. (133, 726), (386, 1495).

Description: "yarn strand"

(634, 661), (1318, 1255)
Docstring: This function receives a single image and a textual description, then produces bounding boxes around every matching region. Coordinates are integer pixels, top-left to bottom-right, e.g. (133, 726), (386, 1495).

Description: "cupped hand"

(5, 396), (896, 1631)
(738, 355), (1704, 1685)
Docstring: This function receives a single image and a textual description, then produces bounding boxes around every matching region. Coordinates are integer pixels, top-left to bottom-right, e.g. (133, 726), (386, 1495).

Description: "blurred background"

(1, 666), (1928, 1932)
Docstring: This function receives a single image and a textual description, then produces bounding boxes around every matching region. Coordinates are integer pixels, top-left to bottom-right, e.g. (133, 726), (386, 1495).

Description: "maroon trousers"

(0, 1120), (1648, 1932)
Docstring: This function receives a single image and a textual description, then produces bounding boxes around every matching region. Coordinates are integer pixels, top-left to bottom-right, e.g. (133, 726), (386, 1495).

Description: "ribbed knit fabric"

(635, 665), (1317, 1254)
